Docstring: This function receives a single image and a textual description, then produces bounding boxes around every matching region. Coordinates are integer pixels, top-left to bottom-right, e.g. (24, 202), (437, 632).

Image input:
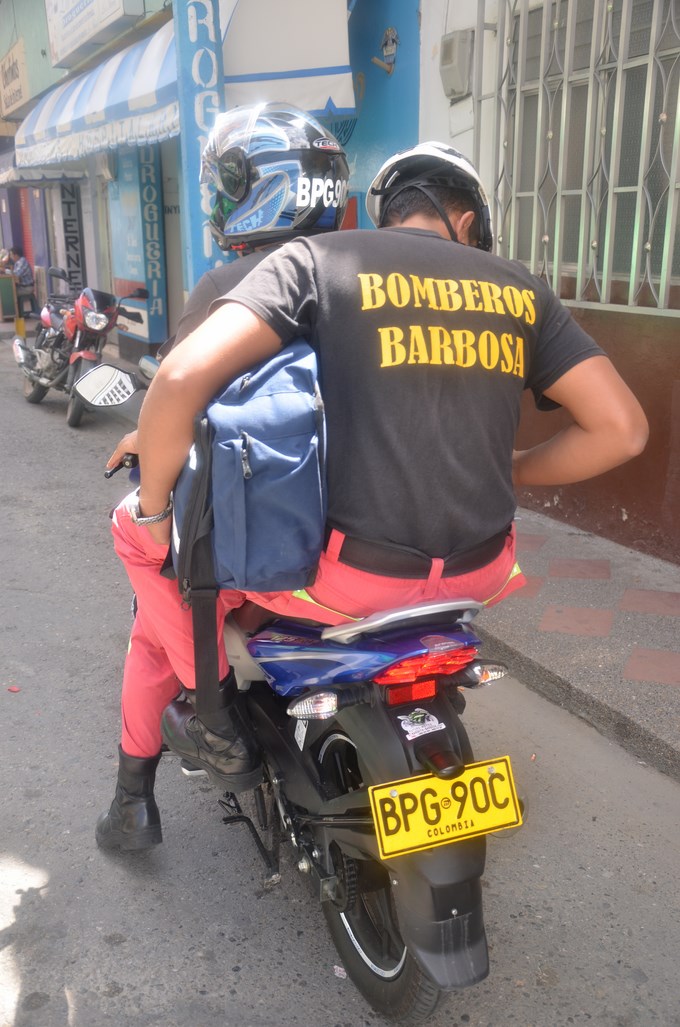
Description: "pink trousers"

(112, 495), (525, 758)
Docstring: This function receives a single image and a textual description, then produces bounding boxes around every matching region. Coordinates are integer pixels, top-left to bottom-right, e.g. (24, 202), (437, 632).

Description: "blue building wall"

(340, 0), (421, 228)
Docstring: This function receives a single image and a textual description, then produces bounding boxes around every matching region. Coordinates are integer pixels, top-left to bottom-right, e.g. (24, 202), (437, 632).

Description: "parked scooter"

(12, 267), (149, 427)
(75, 364), (524, 1025)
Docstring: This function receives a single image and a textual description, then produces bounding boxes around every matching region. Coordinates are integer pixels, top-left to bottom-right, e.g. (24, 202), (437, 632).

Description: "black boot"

(161, 671), (262, 793)
(95, 746), (162, 851)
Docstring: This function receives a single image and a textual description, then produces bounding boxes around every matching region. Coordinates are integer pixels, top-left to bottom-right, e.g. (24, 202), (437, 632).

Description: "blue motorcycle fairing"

(246, 617), (481, 696)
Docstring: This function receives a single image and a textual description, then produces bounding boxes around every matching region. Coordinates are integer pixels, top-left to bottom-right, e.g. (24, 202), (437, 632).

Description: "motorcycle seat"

(320, 599), (483, 645)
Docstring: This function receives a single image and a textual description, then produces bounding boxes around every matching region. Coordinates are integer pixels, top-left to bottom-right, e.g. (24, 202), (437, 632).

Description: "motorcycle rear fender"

(254, 686), (486, 872)
(388, 849), (488, 989)
(320, 694), (487, 885)
(249, 679), (489, 986)
(322, 695), (489, 988)
(248, 680), (487, 855)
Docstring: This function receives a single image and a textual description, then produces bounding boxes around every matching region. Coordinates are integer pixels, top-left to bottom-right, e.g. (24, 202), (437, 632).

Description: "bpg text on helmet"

(296, 177), (349, 209)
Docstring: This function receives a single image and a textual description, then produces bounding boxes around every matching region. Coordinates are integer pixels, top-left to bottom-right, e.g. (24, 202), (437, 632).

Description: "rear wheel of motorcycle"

(23, 376), (48, 404)
(317, 734), (441, 1023)
(323, 865), (441, 1024)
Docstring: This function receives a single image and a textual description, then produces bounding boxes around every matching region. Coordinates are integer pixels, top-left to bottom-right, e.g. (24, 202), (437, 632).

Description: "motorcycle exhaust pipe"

(12, 339), (70, 389)
(12, 338), (35, 368)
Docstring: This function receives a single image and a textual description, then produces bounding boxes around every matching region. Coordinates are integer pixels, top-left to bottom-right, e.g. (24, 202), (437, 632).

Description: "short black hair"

(381, 185), (479, 246)
(9, 244), (23, 258)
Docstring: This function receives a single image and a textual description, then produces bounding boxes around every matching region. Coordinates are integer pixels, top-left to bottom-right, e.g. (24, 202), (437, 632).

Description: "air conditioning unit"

(440, 29), (474, 102)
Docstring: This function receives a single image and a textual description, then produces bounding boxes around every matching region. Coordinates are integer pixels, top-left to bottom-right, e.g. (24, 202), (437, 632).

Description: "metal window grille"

(480, 0), (680, 312)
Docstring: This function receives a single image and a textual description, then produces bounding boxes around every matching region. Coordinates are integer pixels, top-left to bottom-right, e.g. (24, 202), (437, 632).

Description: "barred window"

(489, 0), (680, 311)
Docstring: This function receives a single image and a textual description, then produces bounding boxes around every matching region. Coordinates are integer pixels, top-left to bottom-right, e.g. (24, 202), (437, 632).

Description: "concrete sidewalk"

(480, 510), (680, 783)
(4, 320), (679, 782)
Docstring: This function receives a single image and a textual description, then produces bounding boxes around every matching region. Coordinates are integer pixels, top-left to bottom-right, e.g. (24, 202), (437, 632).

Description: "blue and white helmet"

(201, 102), (350, 250)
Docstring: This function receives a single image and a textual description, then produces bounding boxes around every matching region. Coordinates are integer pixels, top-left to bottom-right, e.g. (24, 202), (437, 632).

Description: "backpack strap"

(178, 414), (222, 717)
(188, 542), (221, 718)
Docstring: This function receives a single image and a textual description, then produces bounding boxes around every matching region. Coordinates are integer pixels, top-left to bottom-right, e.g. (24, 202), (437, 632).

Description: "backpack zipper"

(240, 431), (253, 479)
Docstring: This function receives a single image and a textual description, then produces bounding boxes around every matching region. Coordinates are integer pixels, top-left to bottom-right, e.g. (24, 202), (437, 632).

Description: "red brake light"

(383, 679), (438, 706)
(374, 647), (479, 706)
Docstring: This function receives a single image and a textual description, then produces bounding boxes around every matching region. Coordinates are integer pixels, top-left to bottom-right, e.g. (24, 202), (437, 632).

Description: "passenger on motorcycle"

(97, 102), (350, 850)
(98, 131), (648, 853)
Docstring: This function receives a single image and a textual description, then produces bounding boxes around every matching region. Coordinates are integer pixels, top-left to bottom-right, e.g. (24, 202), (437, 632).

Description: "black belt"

(326, 526), (511, 579)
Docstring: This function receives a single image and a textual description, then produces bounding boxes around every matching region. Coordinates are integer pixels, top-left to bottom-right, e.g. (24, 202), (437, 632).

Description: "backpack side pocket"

(211, 436), (248, 589)
(238, 430), (324, 592)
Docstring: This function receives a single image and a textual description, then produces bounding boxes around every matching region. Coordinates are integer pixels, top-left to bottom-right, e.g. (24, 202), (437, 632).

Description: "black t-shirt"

(159, 251), (270, 356)
(223, 227), (604, 558)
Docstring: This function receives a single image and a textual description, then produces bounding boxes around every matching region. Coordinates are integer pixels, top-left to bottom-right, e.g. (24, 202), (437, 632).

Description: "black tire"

(23, 376), (48, 404)
(66, 390), (85, 427)
(317, 733), (442, 1024)
(323, 885), (441, 1024)
(66, 360), (88, 427)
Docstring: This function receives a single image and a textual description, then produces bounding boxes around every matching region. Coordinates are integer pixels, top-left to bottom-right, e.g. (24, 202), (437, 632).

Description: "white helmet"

(366, 141), (493, 251)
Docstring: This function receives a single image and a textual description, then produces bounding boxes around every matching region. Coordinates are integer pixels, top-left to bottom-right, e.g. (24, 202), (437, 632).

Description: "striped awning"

(0, 149), (87, 185)
(15, 20), (178, 168)
(15, 1), (355, 169)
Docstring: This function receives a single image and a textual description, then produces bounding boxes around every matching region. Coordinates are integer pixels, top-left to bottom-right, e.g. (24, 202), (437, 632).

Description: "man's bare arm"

(136, 302), (281, 524)
(512, 355), (648, 487)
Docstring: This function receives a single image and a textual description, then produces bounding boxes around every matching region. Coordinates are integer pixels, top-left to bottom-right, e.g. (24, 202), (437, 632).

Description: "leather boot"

(161, 671), (262, 793)
(95, 746), (162, 851)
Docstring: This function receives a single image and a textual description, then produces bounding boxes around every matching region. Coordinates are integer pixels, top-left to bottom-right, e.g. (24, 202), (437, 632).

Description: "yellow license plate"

(368, 756), (522, 860)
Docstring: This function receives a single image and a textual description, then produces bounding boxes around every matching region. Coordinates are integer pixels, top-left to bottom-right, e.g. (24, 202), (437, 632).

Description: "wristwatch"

(130, 492), (173, 526)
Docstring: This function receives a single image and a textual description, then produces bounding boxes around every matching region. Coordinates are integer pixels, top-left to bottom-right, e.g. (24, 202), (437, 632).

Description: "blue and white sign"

(172, 0), (224, 292)
(108, 147), (168, 343)
(45, 0), (145, 68)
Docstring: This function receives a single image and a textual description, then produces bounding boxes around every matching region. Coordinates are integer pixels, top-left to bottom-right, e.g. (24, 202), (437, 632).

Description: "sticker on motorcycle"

(397, 707), (446, 741)
(294, 719), (308, 751)
(420, 634), (466, 652)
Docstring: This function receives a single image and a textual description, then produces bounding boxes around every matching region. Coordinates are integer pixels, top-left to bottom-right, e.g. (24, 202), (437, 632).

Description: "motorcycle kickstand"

(218, 788), (282, 889)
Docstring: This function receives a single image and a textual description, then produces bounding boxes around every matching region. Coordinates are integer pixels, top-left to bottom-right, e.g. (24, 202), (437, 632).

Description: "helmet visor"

(200, 102), (265, 194)
(214, 146), (251, 202)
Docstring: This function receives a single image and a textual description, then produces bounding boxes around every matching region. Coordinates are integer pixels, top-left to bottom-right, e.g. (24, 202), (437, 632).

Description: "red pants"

(112, 494), (525, 758)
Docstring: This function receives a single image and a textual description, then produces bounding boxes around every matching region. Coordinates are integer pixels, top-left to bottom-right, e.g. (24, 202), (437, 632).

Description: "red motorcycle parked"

(13, 266), (148, 427)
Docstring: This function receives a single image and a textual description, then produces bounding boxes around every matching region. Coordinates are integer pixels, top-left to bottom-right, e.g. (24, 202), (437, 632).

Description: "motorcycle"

(76, 364), (524, 1025)
(12, 267), (149, 428)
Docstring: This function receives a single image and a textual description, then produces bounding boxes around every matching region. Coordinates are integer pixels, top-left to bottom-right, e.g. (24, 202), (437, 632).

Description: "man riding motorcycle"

(96, 102), (350, 851)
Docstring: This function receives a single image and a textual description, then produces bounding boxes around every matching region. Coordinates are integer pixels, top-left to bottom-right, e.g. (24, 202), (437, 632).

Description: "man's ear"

(455, 210), (476, 246)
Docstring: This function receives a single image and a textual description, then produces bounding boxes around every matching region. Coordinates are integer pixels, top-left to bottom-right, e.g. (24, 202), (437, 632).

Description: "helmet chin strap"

(379, 182), (459, 242)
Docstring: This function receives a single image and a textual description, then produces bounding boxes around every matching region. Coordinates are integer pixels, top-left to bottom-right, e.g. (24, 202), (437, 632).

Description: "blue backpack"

(171, 339), (326, 597)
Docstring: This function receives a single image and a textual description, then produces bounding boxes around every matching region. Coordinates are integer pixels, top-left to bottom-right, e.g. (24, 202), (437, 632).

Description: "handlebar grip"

(104, 453), (139, 478)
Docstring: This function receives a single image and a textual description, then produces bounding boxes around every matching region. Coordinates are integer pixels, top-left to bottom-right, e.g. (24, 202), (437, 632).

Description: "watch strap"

(131, 495), (173, 525)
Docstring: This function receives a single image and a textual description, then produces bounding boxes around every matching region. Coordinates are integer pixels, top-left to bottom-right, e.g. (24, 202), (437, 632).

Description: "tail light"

(287, 682), (372, 720)
(373, 647), (479, 706)
(287, 691), (338, 720)
(285, 648), (506, 721)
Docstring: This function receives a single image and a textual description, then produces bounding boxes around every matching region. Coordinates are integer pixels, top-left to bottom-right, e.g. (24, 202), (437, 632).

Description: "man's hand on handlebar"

(107, 430), (139, 471)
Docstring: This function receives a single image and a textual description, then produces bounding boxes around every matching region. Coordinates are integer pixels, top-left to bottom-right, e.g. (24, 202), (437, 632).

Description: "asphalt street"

(1, 339), (679, 1027)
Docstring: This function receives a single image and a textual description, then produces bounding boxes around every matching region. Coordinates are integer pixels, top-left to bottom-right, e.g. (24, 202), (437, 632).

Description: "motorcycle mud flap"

(389, 860), (489, 989)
